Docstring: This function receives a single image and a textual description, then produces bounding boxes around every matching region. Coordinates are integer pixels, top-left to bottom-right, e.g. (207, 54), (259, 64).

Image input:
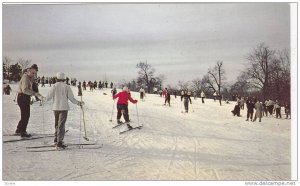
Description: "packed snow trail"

(2, 84), (291, 180)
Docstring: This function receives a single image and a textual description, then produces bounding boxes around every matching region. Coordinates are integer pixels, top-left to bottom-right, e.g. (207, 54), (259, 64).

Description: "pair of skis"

(112, 121), (143, 134)
(26, 142), (103, 152)
(3, 130), (70, 143)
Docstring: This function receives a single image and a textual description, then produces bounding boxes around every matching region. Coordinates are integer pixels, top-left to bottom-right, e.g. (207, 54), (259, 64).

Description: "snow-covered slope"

(2, 84), (291, 180)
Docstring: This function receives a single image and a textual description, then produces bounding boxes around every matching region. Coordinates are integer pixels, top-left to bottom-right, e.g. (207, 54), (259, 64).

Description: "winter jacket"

(201, 92), (205, 98)
(254, 102), (263, 117)
(18, 73), (36, 96)
(247, 102), (255, 113)
(181, 94), (192, 104)
(46, 82), (80, 111)
(113, 91), (137, 105)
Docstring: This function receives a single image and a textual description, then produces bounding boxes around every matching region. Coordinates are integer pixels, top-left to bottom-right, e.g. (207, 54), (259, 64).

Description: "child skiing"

(113, 86), (138, 129)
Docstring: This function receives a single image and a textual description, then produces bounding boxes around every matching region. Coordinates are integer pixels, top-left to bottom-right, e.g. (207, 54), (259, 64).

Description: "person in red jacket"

(113, 86), (138, 129)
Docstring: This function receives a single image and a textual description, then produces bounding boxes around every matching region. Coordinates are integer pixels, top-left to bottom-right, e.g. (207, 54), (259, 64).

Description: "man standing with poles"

(15, 64), (43, 138)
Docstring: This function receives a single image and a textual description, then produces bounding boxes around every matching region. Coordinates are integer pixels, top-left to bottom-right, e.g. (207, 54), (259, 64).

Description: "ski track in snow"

(2, 84), (291, 180)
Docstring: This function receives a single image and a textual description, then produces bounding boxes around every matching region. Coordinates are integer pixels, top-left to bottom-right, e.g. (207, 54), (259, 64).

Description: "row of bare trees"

(129, 43), (290, 105)
(232, 43), (290, 103)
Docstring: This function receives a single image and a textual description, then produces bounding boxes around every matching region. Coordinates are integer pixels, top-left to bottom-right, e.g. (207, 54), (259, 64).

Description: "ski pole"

(191, 102), (194, 112)
(109, 99), (115, 122)
(80, 96), (89, 141)
(79, 99), (82, 147)
(42, 99), (47, 144)
(136, 103), (142, 127)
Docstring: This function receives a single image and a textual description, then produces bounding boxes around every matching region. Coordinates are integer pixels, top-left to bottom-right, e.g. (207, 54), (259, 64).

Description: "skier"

(93, 81), (97, 90)
(44, 72), (84, 150)
(139, 87), (145, 101)
(253, 99), (263, 122)
(285, 103), (290, 119)
(3, 84), (12, 95)
(181, 90), (192, 113)
(41, 76), (45, 87)
(82, 81), (86, 91)
(113, 86), (138, 129)
(268, 99), (275, 116)
(200, 91), (206, 103)
(78, 82), (82, 96)
(246, 98), (255, 121)
(110, 82), (113, 89)
(231, 102), (241, 117)
(162, 88), (167, 98)
(88, 81), (93, 91)
(262, 100), (268, 117)
(240, 97), (245, 110)
(105, 81), (108, 88)
(164, 89), (171, 107)
(111, 87), (117, 97)
(15, 64), (43, 138)
(153, 87), (158, 94)
(274, 101), (281, 119)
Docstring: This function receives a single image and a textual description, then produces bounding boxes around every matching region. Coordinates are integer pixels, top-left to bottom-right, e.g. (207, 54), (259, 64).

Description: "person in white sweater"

(45, 72), (84, 150)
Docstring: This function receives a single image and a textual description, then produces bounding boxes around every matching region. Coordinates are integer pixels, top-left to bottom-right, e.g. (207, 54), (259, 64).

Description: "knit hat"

(56, 72), (66, 80)
(123, 86), (128, 92)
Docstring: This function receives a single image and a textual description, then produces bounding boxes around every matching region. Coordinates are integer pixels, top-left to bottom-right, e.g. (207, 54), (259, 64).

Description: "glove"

(135, 100), (138, 103)
(35, 93), (44, 101)
(41, 96), (46, 102)
(78, 101), (85, 106)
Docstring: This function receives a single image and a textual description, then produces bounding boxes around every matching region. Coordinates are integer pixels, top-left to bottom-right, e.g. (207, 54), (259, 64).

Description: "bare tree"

(269, 49), (290, 102)
(191, 78), (204, 96)
(206, 61), (225, 105)
(244, 43), (275, 99)
(17, 58), (31, 73)
(177, 80), (190, 90)
(136, 61), (155, 93)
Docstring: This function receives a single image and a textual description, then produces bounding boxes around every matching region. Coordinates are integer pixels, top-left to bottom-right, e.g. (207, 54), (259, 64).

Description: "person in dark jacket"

(78, 82), (82, 96)
(181, 90), (192, 113)
(111, 88), (117, 97)
(3, 84), (12, 95)
(274, 101), (281, 119)
(164, 90), (171, 107)
(15, 64), (44, 138)
(285, 103), (290, 119)
(246, 98), (255, 121)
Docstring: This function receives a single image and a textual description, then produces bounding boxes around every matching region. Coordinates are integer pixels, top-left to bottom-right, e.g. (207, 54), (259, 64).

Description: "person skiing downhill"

(181, 90), (192, 113)
(45, 72), (84, 150)
(113, 86), (138, 129)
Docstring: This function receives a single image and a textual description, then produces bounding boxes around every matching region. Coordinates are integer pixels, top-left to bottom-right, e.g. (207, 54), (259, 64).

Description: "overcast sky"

(3, 3), (290, 87)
